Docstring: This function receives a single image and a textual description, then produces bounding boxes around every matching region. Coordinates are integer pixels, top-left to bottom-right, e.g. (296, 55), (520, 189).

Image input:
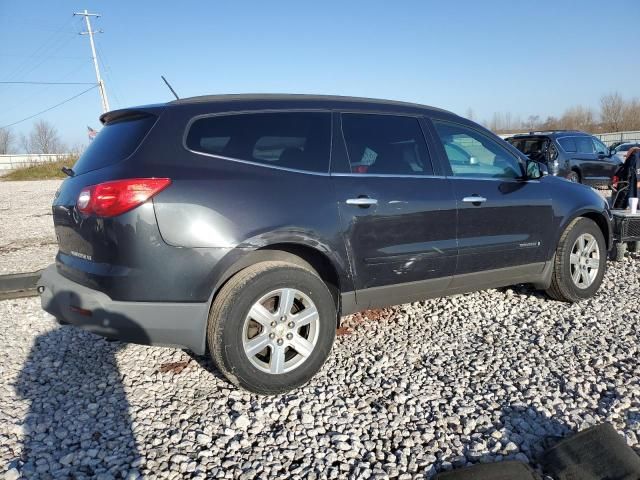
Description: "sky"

(1, 0), (639, 150)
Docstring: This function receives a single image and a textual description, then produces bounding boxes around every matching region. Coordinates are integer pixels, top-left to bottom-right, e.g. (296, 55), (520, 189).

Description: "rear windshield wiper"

(61, 166), (75, 177)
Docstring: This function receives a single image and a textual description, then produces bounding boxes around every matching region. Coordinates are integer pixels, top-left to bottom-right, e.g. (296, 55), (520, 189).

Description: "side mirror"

(526, 159), (548, 179)
(597, 152), (607, 159)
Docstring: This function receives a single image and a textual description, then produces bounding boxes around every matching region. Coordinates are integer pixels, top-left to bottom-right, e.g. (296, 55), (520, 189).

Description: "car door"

(573, 136), (601, 184)
(592, 137), (620, 183)
(331, 112), (458, 310)
(427, 118), (554, 289)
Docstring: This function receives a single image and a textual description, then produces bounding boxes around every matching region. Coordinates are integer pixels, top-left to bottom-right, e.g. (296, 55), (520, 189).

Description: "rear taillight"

(77, 178), (171, 218)
(612, 175), (619, 189)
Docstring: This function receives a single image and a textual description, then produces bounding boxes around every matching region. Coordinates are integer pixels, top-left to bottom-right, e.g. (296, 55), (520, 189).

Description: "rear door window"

(575, 137), (595, 154)
(186, 112), (331, 173)
(72, 114), (157, 175)
(557, 137), (577, 153)
(340, 113), (434, 175)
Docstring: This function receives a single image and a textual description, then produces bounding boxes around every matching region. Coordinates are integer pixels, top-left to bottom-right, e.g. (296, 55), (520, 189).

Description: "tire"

(566, 170), (581, 183)
(546, 217), (607, 302)
(207, 261), (336, 394)
(609, 242), (627, 262)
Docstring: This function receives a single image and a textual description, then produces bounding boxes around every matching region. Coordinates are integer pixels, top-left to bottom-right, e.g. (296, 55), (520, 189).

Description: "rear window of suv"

(72, 114), (157, 175)
(186, 112), (331, 173)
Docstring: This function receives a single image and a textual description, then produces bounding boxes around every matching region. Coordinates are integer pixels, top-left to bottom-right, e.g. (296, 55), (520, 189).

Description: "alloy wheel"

(242, 288), (320, 374)
(569, 233), (600, 288)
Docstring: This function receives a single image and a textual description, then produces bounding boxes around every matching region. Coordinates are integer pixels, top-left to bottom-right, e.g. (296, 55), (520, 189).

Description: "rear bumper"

(37, 265), (209, 354)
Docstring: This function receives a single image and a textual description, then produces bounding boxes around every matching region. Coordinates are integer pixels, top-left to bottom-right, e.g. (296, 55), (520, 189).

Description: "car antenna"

(161, 75), (180, 100)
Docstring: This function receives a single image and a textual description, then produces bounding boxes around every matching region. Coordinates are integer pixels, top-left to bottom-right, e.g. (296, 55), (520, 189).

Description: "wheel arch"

(556, 209), (612, 253)
(210, 243), (345, 319)
(580, 211), (611, 250)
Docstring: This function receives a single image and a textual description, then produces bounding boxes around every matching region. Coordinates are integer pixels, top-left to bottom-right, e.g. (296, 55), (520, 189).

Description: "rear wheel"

(567, 170), (581, 183)
(207, 261), (336, 394)
(546, 218), (606, 302)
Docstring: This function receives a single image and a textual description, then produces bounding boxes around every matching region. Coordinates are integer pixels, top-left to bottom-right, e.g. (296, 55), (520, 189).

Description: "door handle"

(346, 197), (378, 207)
(462, 196), (487, 204)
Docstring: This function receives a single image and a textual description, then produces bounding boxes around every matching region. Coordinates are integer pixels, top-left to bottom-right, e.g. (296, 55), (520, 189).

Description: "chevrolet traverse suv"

(39, 95), (612, 394)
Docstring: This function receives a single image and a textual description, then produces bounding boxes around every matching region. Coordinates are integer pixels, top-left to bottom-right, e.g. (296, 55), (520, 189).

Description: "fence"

(0, 154), (69, 172)
(595, 131), (640, 146)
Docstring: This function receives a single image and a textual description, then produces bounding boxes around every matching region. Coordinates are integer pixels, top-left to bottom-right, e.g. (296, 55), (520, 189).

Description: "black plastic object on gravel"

(0, 270), (42, 300)
(542, 422), (640, 480)
(435, 461), (540, 479)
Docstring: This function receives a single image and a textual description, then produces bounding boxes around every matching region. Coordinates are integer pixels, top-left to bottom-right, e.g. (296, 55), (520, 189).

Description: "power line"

(0, 60), (93, 117)
(0, 81), (97, 85)
(5, 16), (80, 81)
(0, 85), (98, 129)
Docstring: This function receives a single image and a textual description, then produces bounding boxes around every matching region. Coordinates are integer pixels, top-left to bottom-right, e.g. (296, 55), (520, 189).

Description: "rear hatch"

(52, 107), (163, 269)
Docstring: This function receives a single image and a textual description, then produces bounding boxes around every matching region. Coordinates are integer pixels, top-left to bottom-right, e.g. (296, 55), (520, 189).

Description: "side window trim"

(338, 111), (437, 177)
(182, 109), (333, 175)
(425, 117), (525, 180)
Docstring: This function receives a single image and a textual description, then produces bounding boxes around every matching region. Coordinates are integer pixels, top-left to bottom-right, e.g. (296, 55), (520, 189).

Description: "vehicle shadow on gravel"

(15, 301), (145, 478)
(497, 404), (572, 462)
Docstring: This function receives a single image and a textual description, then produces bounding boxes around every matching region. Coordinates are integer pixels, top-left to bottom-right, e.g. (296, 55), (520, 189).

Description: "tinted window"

(558, 137), (577, 152)
(576, 137), (595, 154)
(340, 114), (433, 175)
(186, 112), (331, 172)
(73, 115), (156, 175)
(592, 138), (608, 155)
(433, 121), (523, 179)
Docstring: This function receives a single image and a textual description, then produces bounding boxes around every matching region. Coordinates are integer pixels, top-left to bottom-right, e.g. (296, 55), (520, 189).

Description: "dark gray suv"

(506, 130), (621, 187)
(39, 94), (612, 393)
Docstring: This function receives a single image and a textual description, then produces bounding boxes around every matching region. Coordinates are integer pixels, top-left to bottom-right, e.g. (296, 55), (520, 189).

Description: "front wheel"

(207, 261), (336, 394)
(546, 218), (606, 302)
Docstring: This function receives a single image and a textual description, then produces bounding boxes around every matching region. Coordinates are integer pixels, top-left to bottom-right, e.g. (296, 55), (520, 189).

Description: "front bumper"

(37, 265), (209, 354)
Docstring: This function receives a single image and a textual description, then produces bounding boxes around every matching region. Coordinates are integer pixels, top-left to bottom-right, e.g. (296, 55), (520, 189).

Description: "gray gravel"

(0, 180), (61, 274)
(1, 253), (639, 479)
(1, 181), (638, 478)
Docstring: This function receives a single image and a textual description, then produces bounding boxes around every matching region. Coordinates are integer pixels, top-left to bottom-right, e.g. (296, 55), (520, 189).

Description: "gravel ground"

(0, 180), (62, 274)
(1, 252), (639, 479)
(1, 181), (638, 479)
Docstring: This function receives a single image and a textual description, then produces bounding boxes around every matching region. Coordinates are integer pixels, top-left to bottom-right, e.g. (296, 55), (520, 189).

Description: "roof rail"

(526, 129), (583, 135)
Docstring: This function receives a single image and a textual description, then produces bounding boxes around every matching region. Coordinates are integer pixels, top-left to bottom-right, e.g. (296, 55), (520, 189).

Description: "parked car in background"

(506, 130), (621, 187)
(38, 94), (612, 394)
(611, 142), (640, 163)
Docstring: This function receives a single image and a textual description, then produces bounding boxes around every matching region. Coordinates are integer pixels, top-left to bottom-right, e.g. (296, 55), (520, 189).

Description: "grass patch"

(1, 156), (78, 181)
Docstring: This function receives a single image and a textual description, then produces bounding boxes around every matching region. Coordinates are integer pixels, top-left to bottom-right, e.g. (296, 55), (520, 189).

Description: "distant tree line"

(0, 119), (66, 155)
(469, 92), (640, 134)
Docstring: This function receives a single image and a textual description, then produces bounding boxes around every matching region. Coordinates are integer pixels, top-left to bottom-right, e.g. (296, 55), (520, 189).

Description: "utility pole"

(74, 9), (110, 113)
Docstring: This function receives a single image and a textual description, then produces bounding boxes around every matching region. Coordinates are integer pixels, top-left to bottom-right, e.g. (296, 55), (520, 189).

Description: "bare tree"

(561, 105), (596, 132)
(525, 115), (540, 130)
(622, 98), (640, 131)
(23, 120), (64, 154)
(0, 128), (14, 154)
(600, 92), (625, 132)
